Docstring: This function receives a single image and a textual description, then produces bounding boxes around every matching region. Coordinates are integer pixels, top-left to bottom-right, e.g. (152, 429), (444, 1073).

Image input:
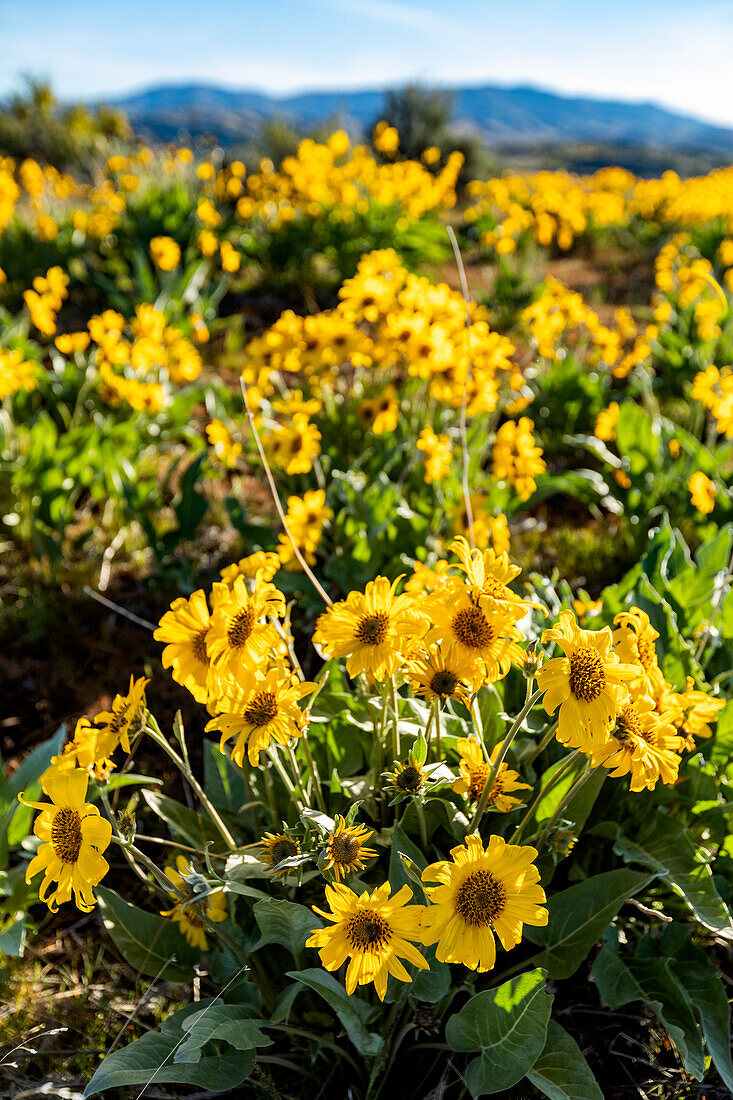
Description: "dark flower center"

(331, 833), (361, 862)
(395, 765), (423, 792)
(192, 628), (209, 664)
(430, 669), (459, 696)
(51, 807), (83, 864)
(568, 646), (605, 701)
(244, 691), (279, 727)
(228, 607), (256, 648)
(270, 838), (298, 865)
(453, 606), (493, 649)
(455, 869), (507, 926)
(345, 909), (391, 950)
(356, 613), (389, 646)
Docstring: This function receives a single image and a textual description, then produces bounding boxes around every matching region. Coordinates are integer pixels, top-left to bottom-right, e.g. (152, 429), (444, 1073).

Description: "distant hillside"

(109, 81), (733, 157)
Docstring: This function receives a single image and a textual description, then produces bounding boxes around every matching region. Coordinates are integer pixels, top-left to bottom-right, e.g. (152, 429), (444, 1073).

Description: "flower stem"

(300, 732), (327, 813)
(145, 717), (237, 849)
(434, 701), (442, 760)
(525, 720), (559, 767)
(534, 762), (598, 848)
(469, 683), (542, 835)
(390, 676), (401, 760)
(509, 750), (580, 843)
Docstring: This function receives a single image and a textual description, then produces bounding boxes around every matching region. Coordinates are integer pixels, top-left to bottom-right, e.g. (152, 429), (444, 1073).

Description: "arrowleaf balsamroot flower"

(159, 856), (227, 950)
(420, 833), (547, 973)
(425, 582), (523, 683)
(590, 693), (684, 791)
(307, 882), (429, 1001)
(612, 607), (666, 697)
(314, 576), (426, 680)
(408, 643), (478, 706)
(449, 536), (542, 622)
(451, 739), (530, 811)
(321, 816), (377, 882)
(537, 610), (638, 752)
(94, 675), (148, 757)
(206, 575), (285, 679)
(154, 589), (213, 704)
(260, 832), (302, 876)
(20, 768), (112, 913)
(206, 667), (316, 766)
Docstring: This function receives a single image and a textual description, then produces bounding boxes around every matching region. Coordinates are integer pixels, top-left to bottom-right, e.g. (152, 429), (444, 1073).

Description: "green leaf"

(141, 789), (221, 848)
(592, 933), (705, 1080)
(252, 898), (320, 957)
(0, 916), (26, 957)
(662, 924), (733, 1090)
(526, 1020), (603, 1100)
(286, 968), (382, 1057)
(615, 403), (660, 476)
(174, 1004), (271, 1063)
(97, 887), (198, 981)
(84, 1001), (255, 1095)
(389, 822), (427, 901)
(613, 813), (733, 935)
(445, 969), (552, 1097)
(525, 870), (656, 978)
(410, 945), (450, 1003)
(203, 740), (249, 813)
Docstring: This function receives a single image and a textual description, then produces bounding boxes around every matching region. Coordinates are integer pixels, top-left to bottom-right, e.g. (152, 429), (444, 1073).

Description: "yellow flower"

(421, 833), (547, 972)
(93, 676), (148, 757)
(42, 718), (114, 784)
(408, 644), (478, 706)
(154, 590), (213, 704)
(160, 855), (227, 950)
(205, 666), (315, 767)
(220, 552), (281, 585)
(264, 414), (322, 475)
(689, 471), (717, 514)
(424, 580), (523, 683)
(404, 559), (453, 598)
(668, 677), (724, 750)
(206, 575), (285, 679)
(417, 427), (452, 483)
(591, 693), (683, 791)
(322, 817), (377, 882)
(55, 332), (90, 355)
(537, 610), (637, 752)
(313, 576), (426, 680)
(612, 607), (666, 697)
(594, 401), (620, 442)
(307, 881), (428, 1001)
(20, 768), (112, 913)
(373, 122), (400, 157)
(451, 740), (530, 811)
(492, 418), (545, 501)
(357, 387), (400, 435)
(277, 489), (332, 569)
(149, 235), (181, 271)
(206, 420), (242, 467)
(386, 759), (427, 796)
(259, 832), (301, 876)
(450, 536), (541, 623)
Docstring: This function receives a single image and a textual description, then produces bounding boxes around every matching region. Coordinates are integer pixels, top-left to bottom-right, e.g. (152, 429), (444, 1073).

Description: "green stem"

(534, 762), (598, 848)
(424, 701), (436, 754)
(288, 745), (311, 808)
(300, 732), (327, 813)
(145, 720), (237, 849)
(434, 701), (442, 760)
(415, 800), (428, 851)
(269, 747), (300, 807)
(509, 750), (580, 844)
(390, 676), (401, 760)
(469, 684), (542, 835)
(525, 720), (559, 767)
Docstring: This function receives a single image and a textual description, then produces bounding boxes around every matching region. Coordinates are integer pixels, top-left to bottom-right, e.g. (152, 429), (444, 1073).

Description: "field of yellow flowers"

(3, 128), (733, 1099)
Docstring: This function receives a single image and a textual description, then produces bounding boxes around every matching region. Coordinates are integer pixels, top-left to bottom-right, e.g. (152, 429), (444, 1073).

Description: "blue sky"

(2, 0), (733, 125)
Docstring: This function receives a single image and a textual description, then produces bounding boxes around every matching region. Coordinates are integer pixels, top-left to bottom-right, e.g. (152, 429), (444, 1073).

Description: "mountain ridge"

(106, 81), (733, 154)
